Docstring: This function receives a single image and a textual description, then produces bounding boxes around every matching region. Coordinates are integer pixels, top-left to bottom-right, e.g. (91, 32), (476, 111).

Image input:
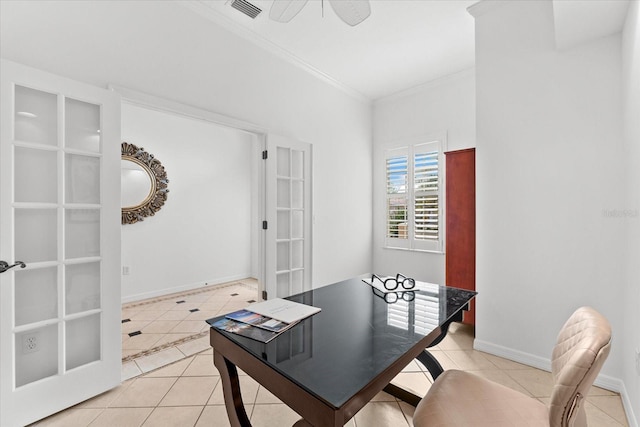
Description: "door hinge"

(262, 150), (268, 160)
(262, 290), (268, 300)
(262, 220), (268, 230)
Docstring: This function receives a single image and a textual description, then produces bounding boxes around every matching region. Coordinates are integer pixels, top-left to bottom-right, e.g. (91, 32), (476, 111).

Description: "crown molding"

(180, 1), (371, 104)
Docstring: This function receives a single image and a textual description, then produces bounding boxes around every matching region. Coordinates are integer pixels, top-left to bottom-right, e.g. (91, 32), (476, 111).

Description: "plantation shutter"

(413, 142), (441, 251)
(385, 147), (409, 248)
(383, 138), (443, 252)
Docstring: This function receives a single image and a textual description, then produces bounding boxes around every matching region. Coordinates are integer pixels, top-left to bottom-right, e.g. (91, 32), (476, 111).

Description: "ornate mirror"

(121, 142), (169, 225)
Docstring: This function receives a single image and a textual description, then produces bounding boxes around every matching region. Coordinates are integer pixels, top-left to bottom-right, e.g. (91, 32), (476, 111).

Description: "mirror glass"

(121, 159), (153, 208)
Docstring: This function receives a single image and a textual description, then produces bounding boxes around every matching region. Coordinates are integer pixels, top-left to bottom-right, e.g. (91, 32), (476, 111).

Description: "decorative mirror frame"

(121, 142), (169, 225)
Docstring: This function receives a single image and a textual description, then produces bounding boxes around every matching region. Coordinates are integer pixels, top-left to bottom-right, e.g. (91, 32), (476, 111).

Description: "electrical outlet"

(122, 266), (130, 275)
(22, 333), (38, 354)
(636, 348), (640, 376)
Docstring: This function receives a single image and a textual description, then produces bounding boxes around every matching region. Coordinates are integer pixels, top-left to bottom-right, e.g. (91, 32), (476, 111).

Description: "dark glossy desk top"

(208, 277), (476, 409)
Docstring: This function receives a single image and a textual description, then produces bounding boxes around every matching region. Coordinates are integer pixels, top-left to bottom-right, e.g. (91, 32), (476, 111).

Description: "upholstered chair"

(413, 306), (612, 427)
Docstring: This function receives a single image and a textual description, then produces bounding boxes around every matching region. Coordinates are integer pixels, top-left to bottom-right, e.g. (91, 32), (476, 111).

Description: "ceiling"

(183, 0), (478, 101)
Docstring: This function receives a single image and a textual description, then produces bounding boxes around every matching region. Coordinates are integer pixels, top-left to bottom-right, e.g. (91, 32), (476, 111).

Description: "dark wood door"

(445, 148), (476, 325)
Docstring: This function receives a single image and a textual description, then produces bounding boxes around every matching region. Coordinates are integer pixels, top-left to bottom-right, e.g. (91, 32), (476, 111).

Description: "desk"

(208, 277), (476, 427)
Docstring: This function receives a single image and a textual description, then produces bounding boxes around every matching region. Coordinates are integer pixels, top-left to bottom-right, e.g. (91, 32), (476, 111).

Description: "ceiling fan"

(270, 0), (371, 27)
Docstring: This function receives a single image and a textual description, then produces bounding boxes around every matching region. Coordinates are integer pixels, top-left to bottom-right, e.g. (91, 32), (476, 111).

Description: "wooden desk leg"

(214, 351), (252, 427)
(416, 350), (444, 380)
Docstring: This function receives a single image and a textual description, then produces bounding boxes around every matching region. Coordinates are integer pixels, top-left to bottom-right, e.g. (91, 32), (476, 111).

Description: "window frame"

(382, 133), (446, 253)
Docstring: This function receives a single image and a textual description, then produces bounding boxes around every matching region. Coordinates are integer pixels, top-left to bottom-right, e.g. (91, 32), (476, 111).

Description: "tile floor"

(32, 279), (630, 427)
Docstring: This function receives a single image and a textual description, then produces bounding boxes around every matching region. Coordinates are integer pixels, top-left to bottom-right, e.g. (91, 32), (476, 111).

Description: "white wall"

(622, 0), (640, 423)
(472, 0), (626, 391)
(372, 70), (475, 282)
(120, 103), (256, 301)
(0, 0), (373, 289)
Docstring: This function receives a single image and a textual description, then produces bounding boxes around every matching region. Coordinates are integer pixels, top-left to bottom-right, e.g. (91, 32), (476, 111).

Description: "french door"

(264, 134), (312, 298)
(0, 60), (121, 426)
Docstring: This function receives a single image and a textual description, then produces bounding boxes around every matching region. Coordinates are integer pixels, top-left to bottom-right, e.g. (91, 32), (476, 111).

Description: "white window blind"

(384, 140), (443, 252)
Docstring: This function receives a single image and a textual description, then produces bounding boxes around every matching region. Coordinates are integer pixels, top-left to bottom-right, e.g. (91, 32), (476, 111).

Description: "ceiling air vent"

(230, 0), (262, 19)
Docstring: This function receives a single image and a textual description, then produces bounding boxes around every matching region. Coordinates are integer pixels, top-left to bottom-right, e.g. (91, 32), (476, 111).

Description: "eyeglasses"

(371, 273), (416, 291)
(372, 286), (415, 304)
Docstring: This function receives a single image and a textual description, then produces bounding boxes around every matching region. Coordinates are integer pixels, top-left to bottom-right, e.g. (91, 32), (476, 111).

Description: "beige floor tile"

(144, 356), (194, 378)
(585, 401), (627, 426)
(432, 323), (474, 351)
(75, 380), (134, 409)
(249, 404), (302, 427)
(122, 308), (142, 319)
(354, 401), (409, 427)
(401, 360), (423, 373)
(391, 372), (432, 397)
(159, 376), (218, 406)
(156, 310), (191, 321)
(177, 336), (211, 356)
(128, 310), (167, 321)
(506, 368), (555, 397)
(122, 361), (143, 381)
(142, 320), (183, 334)
(122, 320), (151, 335)
(171, 320), (208, 333)
(141, 302), (179, 312)
(141, 406), (204, 427)
(587, 395), (629, 426)
(30, 408), (103, 426)
(198, 303), (228, 312)
(122, 333), (164, 351)
(421, 350), (458, 371)
(255, 386), (283, 404)
(123, 348), (142, 359)
(398, 400), (415, 425)
(184, 294), (214, 303)
(135, 347), (186, 373)
(148, 333), (191, 348)
(89, 407), (153, 427)
(187, 310), (221, 320)
(109, 377), (177, 408)
(195, 405), (240, 427)
(590, 385), (619, 396)
(182, 354), (219, 377)
(444, 349), (496, 370)
(480, 351), (533, 370)
(209, 376), (259, 406)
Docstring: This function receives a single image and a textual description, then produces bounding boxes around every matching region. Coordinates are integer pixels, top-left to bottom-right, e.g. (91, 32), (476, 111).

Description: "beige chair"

(413, 306), (612, 427)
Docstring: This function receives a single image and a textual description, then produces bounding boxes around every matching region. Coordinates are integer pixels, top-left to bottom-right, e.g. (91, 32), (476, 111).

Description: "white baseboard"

(121, 273), (253, 304)
(474, 339), (638, 427)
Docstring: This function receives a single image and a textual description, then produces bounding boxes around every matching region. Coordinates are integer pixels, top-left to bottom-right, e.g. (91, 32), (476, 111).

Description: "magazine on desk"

(210, 317), (279, 343)
(246, 298), (321, 324)
(225, 309), (296, 333)
(211, 298), (321, 344)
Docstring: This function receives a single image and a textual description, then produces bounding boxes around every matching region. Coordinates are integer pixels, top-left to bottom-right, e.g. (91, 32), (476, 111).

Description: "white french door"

(0, 60), (121, 427)
(264, 134), (312, 299)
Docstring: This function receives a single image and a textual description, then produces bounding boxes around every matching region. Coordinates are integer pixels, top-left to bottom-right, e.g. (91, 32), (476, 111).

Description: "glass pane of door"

(14, 85), (57, 146)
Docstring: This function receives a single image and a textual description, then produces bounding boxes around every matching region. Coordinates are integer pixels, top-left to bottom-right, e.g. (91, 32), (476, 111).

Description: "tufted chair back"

(549, 307), (612, 427)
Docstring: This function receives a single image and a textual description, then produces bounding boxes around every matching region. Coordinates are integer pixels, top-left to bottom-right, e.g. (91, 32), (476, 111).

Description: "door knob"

(0, 261), (26, 273)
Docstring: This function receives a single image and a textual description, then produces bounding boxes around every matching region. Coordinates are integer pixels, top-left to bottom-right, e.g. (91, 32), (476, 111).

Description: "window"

(384, 139), (443, 252)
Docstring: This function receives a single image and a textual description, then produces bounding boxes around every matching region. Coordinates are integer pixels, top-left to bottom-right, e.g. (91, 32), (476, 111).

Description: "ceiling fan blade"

(269, 0), (309, 23)
(328, 0), (371, 26)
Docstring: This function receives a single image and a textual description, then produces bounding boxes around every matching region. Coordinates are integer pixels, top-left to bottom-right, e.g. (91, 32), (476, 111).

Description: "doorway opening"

(118, 99), (265, 366)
